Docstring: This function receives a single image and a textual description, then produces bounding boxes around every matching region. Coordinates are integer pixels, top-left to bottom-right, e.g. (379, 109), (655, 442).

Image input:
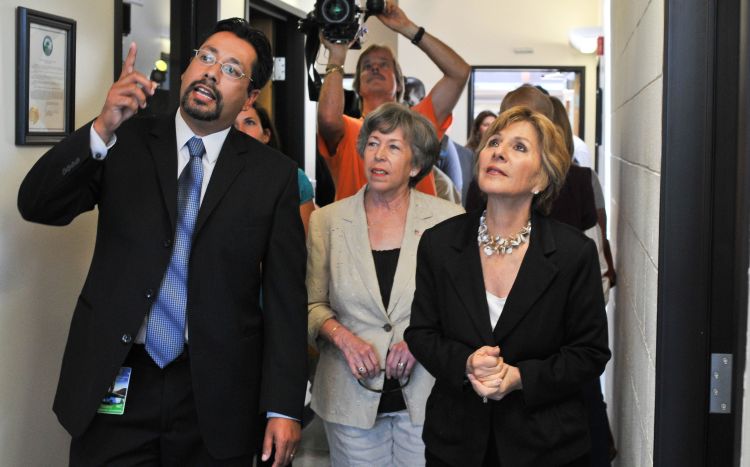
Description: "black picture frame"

(16, 7), (76, 145)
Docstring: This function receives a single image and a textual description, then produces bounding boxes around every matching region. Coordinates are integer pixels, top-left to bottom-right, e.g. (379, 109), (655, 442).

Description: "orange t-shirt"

(317, 94), (452, 201)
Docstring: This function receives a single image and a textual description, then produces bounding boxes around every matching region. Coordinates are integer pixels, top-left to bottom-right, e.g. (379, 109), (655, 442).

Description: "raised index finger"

(120, 42), (137, 79)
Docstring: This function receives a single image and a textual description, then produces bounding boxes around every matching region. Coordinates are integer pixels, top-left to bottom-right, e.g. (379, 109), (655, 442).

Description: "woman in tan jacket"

(307, 103), (463, 466)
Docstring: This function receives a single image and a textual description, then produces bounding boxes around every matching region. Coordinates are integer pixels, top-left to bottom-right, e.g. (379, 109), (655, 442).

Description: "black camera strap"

(304, 32), (323, 101)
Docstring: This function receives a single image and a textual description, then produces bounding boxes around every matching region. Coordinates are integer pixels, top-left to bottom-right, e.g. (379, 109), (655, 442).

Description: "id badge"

(97, 367), (132, 415)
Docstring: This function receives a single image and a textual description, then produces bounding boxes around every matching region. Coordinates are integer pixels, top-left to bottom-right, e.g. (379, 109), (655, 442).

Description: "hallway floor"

(293, 415), (331, 467)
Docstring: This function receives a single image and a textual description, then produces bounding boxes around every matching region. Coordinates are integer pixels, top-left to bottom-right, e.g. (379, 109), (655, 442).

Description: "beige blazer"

(307, 187), (464, 429)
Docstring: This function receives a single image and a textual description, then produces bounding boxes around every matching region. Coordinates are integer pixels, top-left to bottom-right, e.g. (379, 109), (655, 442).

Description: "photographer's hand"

(377, 3), (470, 126)
(376, 3), (418, 38)
(319, 33), (350, 64)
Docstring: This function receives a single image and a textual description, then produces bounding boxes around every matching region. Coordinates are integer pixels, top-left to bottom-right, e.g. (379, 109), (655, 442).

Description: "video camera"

(299, 0), (386, 44)
(299, 0), (386, 101)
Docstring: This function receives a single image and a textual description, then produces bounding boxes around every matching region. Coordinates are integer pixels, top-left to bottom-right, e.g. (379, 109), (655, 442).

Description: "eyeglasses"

(191, 49), (251, 81)
(357, 370), (411, 394)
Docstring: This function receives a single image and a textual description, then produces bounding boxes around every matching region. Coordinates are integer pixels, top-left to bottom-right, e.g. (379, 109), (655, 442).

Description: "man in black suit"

(18, 18), (306, 466)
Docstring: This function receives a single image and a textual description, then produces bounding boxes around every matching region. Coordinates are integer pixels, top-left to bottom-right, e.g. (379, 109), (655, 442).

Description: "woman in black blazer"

(405, 106), (610, 467)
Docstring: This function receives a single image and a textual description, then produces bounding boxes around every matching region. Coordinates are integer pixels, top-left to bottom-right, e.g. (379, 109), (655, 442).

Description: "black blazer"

(405, 210), (610, 467)
(17, 115), (308, 459)
(549, 165), (598, 231)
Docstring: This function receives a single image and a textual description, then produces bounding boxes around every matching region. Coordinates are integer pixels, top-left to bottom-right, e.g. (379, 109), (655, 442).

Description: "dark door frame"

(735, 0), (750, 460)
(248, 1), (307, 168)
(656, 0), (749, 465)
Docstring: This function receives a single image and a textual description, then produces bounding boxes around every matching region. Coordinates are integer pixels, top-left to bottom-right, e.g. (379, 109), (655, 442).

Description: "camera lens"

(365, 0), (385, 14)
(320, 0), (351, 23)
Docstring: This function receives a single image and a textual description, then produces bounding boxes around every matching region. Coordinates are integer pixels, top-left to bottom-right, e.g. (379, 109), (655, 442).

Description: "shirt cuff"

(267, 412), (299, 421)
(90, 125), (117, 160)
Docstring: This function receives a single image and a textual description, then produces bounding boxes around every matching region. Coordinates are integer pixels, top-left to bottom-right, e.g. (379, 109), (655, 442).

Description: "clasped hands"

(466, 346), (522, 402)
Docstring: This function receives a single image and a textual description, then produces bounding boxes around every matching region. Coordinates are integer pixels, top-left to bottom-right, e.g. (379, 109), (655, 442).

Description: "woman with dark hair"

(466, 110), (497, 153)
(307, 103), (463, 466)
(235, 103), (315, 233)
(406, 106), (610, 467)
(464, 111), (499, 210)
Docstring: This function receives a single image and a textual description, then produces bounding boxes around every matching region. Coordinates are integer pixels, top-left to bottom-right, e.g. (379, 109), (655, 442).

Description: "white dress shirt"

(486, 291), (507, 330)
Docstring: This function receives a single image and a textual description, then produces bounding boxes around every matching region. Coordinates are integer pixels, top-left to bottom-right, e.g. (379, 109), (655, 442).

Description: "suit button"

(163, 239), (172, 248)
(145, 288), (154, 299)
(383, 323), (392, 332)
(121, 334), (132, 344)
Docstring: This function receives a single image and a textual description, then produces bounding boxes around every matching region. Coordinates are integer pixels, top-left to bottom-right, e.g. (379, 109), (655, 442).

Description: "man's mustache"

(186, 79), (222, 101)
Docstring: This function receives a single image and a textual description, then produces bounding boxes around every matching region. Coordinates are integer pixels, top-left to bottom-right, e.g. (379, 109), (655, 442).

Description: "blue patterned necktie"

(146, 136), (205, 368)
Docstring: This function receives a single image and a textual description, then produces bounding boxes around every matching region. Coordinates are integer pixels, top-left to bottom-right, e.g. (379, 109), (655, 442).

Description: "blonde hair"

(476, 106), (570, 214)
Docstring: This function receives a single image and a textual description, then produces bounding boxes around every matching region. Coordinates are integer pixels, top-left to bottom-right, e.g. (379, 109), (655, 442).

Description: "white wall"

(0, 0), (112, 465)
(397, 0), (601, 148)
(608, 0), (663, 465)
(219, 0), (246, 20)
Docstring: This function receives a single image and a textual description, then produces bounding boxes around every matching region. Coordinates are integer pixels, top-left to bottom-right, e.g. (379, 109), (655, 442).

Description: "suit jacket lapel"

(493, 213), (558, 342)
(387, 190), (428, 317)
(445, 210), (496, 345)
(342, 188), (388, 317)
(194, 128), (247, 235)
(148, 116), (178, 229)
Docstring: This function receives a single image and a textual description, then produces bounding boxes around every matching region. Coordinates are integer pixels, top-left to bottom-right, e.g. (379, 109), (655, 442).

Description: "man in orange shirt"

(317, 3), (470, 201)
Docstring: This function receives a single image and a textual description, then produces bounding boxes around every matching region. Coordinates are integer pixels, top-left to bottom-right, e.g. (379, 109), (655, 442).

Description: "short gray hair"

(356, 102), (439, 187)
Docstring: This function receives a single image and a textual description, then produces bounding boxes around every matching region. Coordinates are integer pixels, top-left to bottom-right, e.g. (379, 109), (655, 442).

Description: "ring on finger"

(358, 366), (366, 373)
(397, 361), (405, 368)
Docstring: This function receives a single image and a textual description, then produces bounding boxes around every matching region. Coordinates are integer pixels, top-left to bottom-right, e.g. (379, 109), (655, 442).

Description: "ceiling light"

(569, 27), (602, 54)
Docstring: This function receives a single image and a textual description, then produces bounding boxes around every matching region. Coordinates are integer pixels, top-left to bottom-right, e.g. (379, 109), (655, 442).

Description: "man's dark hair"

(500, 84), (554, 120)
(209, 18), (273, 92)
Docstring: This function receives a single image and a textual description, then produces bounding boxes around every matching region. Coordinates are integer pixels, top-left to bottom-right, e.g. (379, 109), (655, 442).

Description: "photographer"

(317, 2), (470, 201)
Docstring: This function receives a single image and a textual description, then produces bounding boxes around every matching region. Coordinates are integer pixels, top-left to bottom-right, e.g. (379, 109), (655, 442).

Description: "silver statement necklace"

(477, 210), (532, 256)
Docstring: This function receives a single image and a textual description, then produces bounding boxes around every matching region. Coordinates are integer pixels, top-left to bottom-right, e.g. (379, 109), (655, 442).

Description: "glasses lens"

(193, 50), (246, 80)
(221, 63), (243, 80)
(195, 50), (214, 64)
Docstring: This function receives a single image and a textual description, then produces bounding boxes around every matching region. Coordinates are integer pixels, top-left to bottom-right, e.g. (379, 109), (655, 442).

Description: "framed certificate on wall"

(16, 7), (76, 145)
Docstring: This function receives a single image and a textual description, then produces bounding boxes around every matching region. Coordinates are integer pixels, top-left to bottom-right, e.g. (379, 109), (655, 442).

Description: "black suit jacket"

(405, 210), (610, 467)
(17, 115), (308, 459)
